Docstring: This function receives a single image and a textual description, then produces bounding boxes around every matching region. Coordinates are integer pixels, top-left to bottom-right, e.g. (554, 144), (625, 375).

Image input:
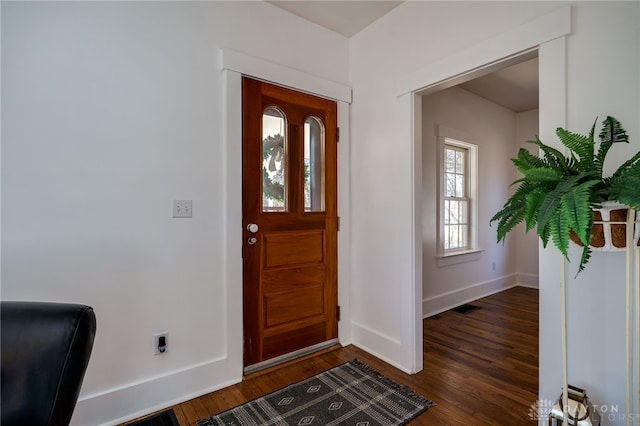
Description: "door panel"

(262, 323), (327, 361)
(264, 285), (324, 327)
(242, 77), (338, 368)
(262, 264), (326, 289)
(263, 230), (324, 268)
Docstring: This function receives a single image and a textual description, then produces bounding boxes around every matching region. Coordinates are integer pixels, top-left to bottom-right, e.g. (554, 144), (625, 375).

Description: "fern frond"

(596, 116), (629, 176)
(549, 207), (570, 259)
(491, 197), (527, 242)
(538, 221), (551, 248)
(599, 116), (629, 146)
(536, 191), (562, 243)
(496, 209), (526, 243)
(520, 167), (562, 182)
(556, 124), (595, 171)
(576, 246), (593, 276)
(561, 179), (599, 245)
(536, 175), (582, 235)
(609, 158), (640, 210)
(512, 147), (547, 172)
(614, 176), (640, 211)
(527, 136), (569, 170)
(524, 188), (545, 231)
(508, 180), (545, 200)
(609, 151), (640, 182)
(490, 178), (552, 242)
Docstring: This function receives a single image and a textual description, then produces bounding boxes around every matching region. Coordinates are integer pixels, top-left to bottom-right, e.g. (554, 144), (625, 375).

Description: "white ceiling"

(459, 58), (539, 113)
(266, 0), (538, 112)
(267, 1), (404, 38)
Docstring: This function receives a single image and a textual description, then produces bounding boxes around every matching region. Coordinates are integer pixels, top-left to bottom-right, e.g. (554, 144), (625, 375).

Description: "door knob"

(247, 237), (257, 245)
(247, 223), (259, 233)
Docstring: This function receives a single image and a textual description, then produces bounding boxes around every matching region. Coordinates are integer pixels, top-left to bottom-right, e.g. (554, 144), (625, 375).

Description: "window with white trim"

(439, 136), (478, 257)
(444, 144), (469, 250)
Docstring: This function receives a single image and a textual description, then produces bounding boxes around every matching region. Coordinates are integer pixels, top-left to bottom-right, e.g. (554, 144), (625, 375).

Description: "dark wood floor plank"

(171, 406), (189, 425)
(122, 286), (539, 425)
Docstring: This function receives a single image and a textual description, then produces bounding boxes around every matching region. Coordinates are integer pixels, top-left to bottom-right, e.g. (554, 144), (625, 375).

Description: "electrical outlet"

(172, 200), (192, 218)
(154, 332), (168, 355)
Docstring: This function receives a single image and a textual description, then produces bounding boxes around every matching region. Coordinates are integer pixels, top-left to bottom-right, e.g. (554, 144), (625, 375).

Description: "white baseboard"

(422, 274), (517, 318)
(71, 357), (242, 426)
(517, 272), (539, 288)
(349, 341), (413, 374)
(70, 273), (538, 425)
(350, 321), (414, 374)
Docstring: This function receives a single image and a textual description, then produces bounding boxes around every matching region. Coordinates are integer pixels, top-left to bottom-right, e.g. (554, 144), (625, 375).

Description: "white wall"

(350, 1), (638, 424)
(1, 2), (348, 424)
(421, 86), (522, 317)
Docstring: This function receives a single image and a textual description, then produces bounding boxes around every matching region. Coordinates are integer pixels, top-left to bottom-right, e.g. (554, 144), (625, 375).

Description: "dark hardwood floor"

(124, 286), (539, 425)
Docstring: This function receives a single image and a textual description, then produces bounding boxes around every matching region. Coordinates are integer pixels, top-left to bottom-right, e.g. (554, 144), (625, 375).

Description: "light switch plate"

(172, 200), (192, 218)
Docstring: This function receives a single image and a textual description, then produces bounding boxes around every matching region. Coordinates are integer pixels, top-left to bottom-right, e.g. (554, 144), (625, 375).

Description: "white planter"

(570, 201), (640, 251)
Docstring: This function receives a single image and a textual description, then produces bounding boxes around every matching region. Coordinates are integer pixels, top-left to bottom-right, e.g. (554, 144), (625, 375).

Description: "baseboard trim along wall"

(71, 356), (241, 426)
(422, 274), (519, 318)
(350, 321), (413, 374)
(516, 273), (539, 289)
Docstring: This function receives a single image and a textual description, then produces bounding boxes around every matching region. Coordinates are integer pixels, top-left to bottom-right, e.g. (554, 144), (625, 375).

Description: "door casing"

(220, 50), (352, 380)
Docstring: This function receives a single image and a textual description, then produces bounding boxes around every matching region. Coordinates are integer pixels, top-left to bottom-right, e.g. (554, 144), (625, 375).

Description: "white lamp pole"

(626, 208), (635, 425)
(633, 236), (640, 426)
(635, 233), (639, 426)
(561, 254), (568, 426)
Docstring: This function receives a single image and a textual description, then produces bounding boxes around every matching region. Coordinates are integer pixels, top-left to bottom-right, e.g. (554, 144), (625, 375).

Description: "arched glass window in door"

(262, 107), (287, 212)
(304, 116), (325, 212)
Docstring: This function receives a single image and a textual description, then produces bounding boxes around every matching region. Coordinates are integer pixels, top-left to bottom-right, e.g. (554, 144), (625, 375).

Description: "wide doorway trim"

(221, 48), (352, 103)
(401, 6), (571, 374)
(396, 6), (571, 97)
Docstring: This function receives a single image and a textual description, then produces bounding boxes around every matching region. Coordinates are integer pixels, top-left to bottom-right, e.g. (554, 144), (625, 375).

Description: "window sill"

(437, 249), (483, 267)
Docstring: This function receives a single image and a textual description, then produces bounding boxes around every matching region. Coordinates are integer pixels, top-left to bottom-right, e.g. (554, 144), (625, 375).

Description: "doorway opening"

(415, 49), (542, 405)
(418, 50), (540, 320)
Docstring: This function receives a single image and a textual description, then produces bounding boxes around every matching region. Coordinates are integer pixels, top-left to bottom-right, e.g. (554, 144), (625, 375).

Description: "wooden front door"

(242, 77), (338, 369)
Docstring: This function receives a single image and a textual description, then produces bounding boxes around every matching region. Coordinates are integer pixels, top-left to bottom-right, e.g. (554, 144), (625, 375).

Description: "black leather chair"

(1, 301), (97, 426)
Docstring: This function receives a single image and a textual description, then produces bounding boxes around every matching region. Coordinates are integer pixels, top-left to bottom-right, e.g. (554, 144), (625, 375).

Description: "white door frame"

(220, 49), (352, 376)
(400, 7), (570, 377)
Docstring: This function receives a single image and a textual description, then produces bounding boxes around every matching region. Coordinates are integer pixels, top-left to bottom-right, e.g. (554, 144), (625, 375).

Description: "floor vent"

(451, 304), (479, 314)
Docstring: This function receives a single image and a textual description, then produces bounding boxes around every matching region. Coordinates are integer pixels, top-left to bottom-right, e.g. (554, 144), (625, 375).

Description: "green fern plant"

(491, 116), (640, 274)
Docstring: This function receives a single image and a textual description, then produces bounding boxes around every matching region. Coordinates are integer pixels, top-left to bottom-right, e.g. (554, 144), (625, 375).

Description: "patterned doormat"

(197, 359), (435, 426)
